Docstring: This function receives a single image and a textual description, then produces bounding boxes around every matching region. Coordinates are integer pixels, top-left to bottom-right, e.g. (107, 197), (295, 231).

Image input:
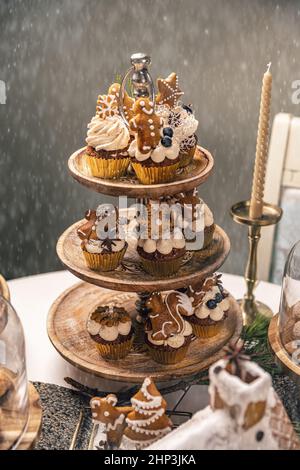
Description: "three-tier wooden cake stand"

(47, 143), (243, 383)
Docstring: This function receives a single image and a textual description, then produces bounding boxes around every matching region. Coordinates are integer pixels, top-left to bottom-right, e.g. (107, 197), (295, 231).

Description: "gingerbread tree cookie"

(156, 72), (184, 108)
(123, 377), (172, 449)
(129, 98), (163, 154)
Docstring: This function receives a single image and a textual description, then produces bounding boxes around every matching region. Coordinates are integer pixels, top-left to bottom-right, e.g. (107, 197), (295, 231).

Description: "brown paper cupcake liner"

(203, 224), (216, 248)
(82, 246), (127, 271)
(147, 344), (190, 364)
(85, 154), (130, 179)
(179, 147), (196, 168)
(191, 321), (223, 338)
(132, 161), (180, 184)
(193, 237), (219, 263)
(95, 336), (134, 360)
(140, 256), (184, 277)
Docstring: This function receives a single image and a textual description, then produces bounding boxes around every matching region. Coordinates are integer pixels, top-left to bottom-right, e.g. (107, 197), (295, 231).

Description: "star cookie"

(156, 73), (184, 108)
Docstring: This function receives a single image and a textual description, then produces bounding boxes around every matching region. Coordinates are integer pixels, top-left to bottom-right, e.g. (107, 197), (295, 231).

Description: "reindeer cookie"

(129, 98), (163, 154)
(90, 394), (132, 449)
(108, 83), (135, 122)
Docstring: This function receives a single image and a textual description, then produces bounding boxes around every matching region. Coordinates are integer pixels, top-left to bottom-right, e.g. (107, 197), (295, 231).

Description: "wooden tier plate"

(47, 282), (243, 383)
(57, 222), (230, 293)
(268, 314), (300, 387)
(68, 146), (214, 198)
(1, 382), (42, 450)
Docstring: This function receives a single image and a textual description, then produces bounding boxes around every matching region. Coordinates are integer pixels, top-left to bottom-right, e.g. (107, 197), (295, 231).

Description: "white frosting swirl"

(86, 115), (130, 151)
(173, 108), (198, 143)
(84, 239), (125, 254)
(87, 318), (132, 341)
(139, 235), (185, 254)
(147, 320), (192, 349)
(204, 204), (214, 227)
(194, 286), (229, 321)
(128, 139), (179, 163)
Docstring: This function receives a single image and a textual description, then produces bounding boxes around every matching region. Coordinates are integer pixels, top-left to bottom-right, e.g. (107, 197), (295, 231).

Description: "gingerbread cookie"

(90, 394), (132, 448)
(146, 291), (190, 341)
(156, 73), (184, 108)
(129, 98), (163, 154)
(96, 93), (118, 119)
(108, 83), (135, 122)
(77, 209), (98, 241)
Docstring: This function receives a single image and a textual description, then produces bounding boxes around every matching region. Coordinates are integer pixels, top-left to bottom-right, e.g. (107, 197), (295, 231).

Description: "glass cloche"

(0, 296), (29, 449)
(279, 240), (300, 369)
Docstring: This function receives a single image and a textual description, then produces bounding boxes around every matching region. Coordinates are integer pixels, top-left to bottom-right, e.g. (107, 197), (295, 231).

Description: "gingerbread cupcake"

(83, 83), (133, 179)
(156, 73), (198, 168)
(77, 205), (127, 272)
(145, 291), (193, 364)
(185, 274), (229, 338)
(137, 230), (186, 277)
(128, 98), (180, 184)
(87, 305), (134, 360)
(174, 190), (215, 254)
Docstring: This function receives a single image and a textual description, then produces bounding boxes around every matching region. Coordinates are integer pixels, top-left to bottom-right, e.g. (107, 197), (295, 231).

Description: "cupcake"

(137, 230), (186, 277)
(129, 98), (180, 184)
(145, 291), (193, 364)
(185, 274), (229, 338)
(77, 205), (127, 272)
(82, 83), (133, 179)
(87, 305), (134, 360)
(155, 73), (198, 168)
(174, 190), (215, 257)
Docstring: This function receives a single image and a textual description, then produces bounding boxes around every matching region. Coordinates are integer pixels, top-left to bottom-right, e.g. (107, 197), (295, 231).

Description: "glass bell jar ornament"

(279, 240), (300, 373)
(0, 296), (29, 449)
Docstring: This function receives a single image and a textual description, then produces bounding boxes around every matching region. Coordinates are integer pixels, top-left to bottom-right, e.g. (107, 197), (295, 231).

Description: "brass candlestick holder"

(230, 200), (282, 325)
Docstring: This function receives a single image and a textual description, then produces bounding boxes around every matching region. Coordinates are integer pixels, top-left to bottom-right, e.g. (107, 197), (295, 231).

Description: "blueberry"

(163, 127), (174, 138)
(161, 136), (172, 148)
(206, 299), (217, 309)
(182, 104), (193, 114)
(215, 293), (223, 303)
(256, 431), (264, 442)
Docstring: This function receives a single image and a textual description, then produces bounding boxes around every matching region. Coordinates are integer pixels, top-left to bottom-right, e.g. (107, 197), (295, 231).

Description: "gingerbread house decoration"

(149, 343), (300, 450)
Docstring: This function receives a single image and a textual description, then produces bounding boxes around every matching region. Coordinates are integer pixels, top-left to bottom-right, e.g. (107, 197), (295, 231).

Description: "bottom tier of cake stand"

(47, 282), (243, 383)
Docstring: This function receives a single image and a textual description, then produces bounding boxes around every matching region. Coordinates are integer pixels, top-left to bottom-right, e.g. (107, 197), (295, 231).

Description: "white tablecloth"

(7, 271), (281, 390)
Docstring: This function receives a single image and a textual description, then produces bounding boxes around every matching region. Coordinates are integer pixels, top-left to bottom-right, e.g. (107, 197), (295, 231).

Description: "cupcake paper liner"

(203, 224), (216, 249)
(84, 154), (130, 179)
(191, 321), (223, 338)
(132, 161), (180, 184)
(95, 336), (134, 360)
(140, 255), (184, 277)
(82, 245), (127, 271)
(179, 147), (196, 168)
(147, 343), (190, 364)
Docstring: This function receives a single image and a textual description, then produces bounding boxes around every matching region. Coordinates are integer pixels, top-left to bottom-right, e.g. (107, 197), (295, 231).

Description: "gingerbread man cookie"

(129, 98), (163, 154)
(108, 83), (135, 122)
(156, 72), (184, 108)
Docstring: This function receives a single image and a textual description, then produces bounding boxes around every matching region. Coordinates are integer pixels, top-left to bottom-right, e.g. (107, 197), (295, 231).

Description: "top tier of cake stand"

(68, 146), (214, 198)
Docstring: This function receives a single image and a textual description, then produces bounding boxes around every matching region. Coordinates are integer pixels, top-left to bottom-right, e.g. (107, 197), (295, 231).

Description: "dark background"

(0, 0), (299, 280)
